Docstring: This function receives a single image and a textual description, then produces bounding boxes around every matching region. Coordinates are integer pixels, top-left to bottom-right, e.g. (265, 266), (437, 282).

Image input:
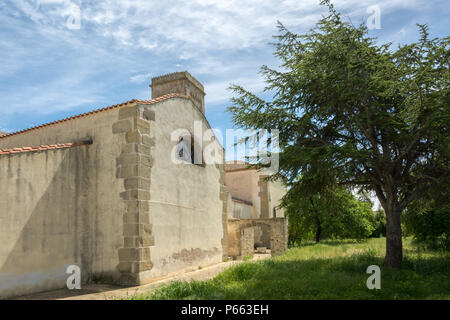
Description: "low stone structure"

(224, 161), (288, 259)
(227, 218), (288, 259)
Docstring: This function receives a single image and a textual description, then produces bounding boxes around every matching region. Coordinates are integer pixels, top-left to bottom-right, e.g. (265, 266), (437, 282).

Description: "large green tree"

(228, 1), (449, 268)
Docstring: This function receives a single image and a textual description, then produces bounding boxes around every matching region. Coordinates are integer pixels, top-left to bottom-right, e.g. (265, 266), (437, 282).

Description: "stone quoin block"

(134, 144), (151, 154)
(126, 200), (150, 214)
(142, 135), (156, 147)
(134, 118), (151, 132)
(120, 189), (151, 201)
(132, 261), (153, 273)
(117, 164), (151, 179)
(121, 143), (152, 155)
(123, 235), (155, 248)
(126, 131), (143, 144)
(123, 210), (150, 225)
(123, 223), (152, 237)
(118, 153), (153, 167)
(124, 177), (151, 190)
(119, 105), (141, 120)
(143, 109), (156, 121)
(118, 247), (151, 261)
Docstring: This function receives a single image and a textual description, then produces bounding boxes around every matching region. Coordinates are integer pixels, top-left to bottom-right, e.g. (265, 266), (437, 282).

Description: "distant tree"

(284, 185), (374, 243)
(370, 209), (386, 238)
(228, 1), (449, 268)
(403, 182), (450, 250)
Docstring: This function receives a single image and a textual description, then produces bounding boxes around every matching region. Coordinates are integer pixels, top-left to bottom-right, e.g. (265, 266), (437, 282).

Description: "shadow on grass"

(130, 247), (449, 300)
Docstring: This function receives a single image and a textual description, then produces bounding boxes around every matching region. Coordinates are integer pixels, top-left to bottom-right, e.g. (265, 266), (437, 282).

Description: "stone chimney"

(150, 71), (206, 115)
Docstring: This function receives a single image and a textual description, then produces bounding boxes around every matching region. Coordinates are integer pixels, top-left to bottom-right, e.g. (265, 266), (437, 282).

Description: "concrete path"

(13, 254), (271, 300)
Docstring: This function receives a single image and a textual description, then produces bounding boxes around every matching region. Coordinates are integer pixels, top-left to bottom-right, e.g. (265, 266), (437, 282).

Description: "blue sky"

(0, 0), (448, 152)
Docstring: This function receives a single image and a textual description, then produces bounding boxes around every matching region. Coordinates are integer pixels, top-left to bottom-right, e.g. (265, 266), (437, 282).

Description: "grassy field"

(129, 238), (450, 300)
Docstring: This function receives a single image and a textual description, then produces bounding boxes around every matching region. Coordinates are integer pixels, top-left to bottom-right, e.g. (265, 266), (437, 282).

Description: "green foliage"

(128, 238), (450, 300)
(285, 186), (375, 243)
(370, 209), (386, 238)
(227, 0), (450, 268)
(403, 186), (450, 250)
(242, 255), (253, 261)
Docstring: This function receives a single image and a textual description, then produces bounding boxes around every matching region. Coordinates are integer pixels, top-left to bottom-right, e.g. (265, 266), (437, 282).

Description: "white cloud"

(205, 76), (267, 104)
(138, 38), (158, 50)
(129, 73), (152, 84)
(0, 71), (103, 116)
(0, 0), (437, 124)
(8, 0), (430, 62)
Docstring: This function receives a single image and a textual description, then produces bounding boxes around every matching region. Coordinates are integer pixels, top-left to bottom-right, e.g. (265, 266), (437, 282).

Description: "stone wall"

(230, 200), (253, 219)
(0, 107), (127, 298)
(227, 220), (254, 259)
(240, 227), (255, 258)
(268, 179), (286, 218)
(225, 169), (260, 218)
(227, 218), (288, 259)
(258, 175), (270, 218)
(254, 223), (271, 248)
(217, 154), (229, 261)
(269, 218), (289, 256)
(225, 168), (287, 220)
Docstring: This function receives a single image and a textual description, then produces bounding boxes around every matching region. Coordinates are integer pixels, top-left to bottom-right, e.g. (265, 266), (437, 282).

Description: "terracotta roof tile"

(0, 93), (190, 140)
(0, 140), (92, 155)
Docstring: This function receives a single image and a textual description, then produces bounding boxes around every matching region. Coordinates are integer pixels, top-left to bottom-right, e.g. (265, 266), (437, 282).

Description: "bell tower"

(150, 71), (206, 115)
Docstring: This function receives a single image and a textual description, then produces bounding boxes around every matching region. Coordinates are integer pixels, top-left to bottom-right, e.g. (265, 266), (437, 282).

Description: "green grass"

(128, 238), (450, 300)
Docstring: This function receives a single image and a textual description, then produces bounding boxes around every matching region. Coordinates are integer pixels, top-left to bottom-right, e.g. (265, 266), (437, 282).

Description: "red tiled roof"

(0, 140), (92, 155)
(0, 93), (190, 140)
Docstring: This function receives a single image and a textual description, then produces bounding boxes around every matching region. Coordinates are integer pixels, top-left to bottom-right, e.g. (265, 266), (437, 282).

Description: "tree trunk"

(384, 204), (403, 269)
(311, 197), (322, 243)
(315, 220), (322, 243)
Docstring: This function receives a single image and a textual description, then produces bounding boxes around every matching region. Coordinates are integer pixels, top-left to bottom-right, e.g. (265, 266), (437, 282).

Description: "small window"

(176, 137), (192, 163)
(176, 136), (204, 167)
